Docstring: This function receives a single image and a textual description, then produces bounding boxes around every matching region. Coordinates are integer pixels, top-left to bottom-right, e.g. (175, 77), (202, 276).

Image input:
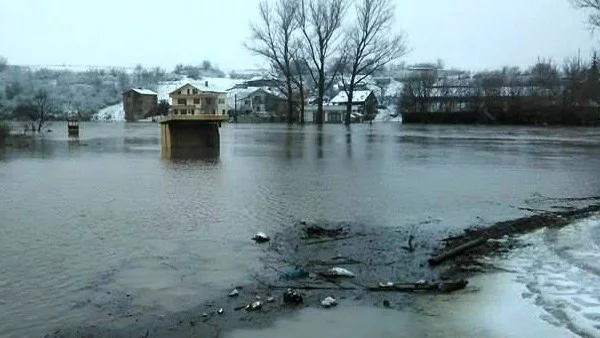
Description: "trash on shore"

(252, 232), (271, 243)
(228, 289), (240, 297)
(279, 267), (310, 280)
(246, 301), (262, 311)
(320, 267), (355, 278)
(304, 224), (347, 238)
(378, 282), (394, 289)
(283, 288), (303, 304)
(321, 296), (338, 308)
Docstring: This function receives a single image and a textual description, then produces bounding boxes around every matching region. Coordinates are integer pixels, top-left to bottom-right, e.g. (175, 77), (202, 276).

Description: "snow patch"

(93, 103), (125, 121)
(494, 216), (600, 337)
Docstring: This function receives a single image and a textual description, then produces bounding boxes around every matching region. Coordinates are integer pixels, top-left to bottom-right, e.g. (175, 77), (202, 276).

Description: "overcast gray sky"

(0, 0), (597, 71)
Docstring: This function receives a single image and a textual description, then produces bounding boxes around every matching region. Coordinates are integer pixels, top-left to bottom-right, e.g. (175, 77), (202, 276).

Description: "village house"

(305, 90), (378, 123)
(122, 88), (158, 122)
(233, 88), (285, 116)
(169, 82), (228, 116)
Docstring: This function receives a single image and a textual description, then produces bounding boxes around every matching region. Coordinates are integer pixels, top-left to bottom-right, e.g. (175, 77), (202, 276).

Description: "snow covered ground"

(493, 216), (600, 337)
(374, 105), (402, 123)
(93, 103), (124, 121)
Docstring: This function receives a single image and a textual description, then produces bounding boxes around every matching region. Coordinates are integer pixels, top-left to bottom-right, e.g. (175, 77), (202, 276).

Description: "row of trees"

(248, 0), (407, 125)
(399, 55), (600, 125)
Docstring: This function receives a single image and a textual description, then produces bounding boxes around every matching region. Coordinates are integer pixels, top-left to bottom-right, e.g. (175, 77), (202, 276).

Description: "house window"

(206, 98), (213, 105)
(218, 98), (225, 104)
(212, 109), (216, 114)
(177, 99), (186, 105)
(222, 109), (225, 114)
(193, 98), (200, 104)
(173, 109), (178, 115)
(192, 89), (198, 94)
(187, 89), (190, 94)
(177, 90), (181, 95)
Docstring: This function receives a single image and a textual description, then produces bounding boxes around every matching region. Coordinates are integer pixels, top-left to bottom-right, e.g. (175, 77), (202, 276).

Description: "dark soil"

(46, 200), (600, 338)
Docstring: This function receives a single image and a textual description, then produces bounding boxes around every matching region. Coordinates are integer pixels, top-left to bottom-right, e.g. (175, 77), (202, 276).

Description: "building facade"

(169, 83), (227, 116)
(122, 88), (158, 122)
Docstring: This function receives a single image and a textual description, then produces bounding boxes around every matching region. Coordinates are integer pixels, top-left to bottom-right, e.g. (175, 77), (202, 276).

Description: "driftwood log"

(428, 237), (488, 266)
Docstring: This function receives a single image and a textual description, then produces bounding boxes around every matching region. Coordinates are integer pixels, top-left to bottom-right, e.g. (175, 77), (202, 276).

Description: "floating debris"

(320, 297), (338, 308)
(383, 300), (390, 308)
(321, 267), (355, 278)
(217, 308), (224, 315)
(266, 296), (276, 303)
(252, 232), (271, 243)
(201, 313), (208, 317)
(228, 289), (240, 297)
(283, 289), (303, 304)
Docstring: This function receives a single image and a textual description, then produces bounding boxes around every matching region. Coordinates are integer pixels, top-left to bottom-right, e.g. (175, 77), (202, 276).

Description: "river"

(0, 122), (599, 337)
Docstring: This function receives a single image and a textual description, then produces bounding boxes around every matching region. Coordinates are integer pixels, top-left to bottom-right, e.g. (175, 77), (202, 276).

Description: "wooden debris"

(428, 237), (488, 266)
(367, 280), (468, 293)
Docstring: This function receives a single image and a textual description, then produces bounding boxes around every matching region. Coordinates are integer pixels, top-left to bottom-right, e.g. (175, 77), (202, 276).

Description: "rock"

(283, 289), (303, 304)
(228, 289), (240, 297)
(266, 296), (276, 303)
(217, 308), (224, 315)
(252, 232), (270, 243)
(321, 297), (338, 308)
(383, 300), (390, 308)
(322, 267), (355, 278)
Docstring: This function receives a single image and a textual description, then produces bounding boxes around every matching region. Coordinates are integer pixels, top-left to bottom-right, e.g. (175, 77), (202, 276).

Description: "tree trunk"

(316, 68), (325, 125)
(37, 108), (44, 132)
(344, 91), (354, 126)
(286, 78), (294, 124)
(299, 84), (305, 124)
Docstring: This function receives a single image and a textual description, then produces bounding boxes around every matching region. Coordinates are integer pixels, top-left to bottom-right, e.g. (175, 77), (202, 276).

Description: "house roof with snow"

(169, 82), (226, 95)
(330, 90), (375, 104)
(125, 88), (157, 96)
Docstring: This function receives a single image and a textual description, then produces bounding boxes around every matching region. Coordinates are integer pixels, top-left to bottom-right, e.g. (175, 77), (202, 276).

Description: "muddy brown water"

(1, 122), (599, 337)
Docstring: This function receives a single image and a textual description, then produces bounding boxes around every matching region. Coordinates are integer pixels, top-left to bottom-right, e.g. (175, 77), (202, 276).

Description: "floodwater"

(0, 122), (599, 337)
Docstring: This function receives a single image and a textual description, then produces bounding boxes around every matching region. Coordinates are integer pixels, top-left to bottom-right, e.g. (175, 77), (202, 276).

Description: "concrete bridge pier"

(160, 115), (226, 159)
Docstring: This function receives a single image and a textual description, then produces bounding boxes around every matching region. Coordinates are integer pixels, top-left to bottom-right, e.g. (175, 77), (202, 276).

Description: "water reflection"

(316, 126), (324, 159)
(345, 128), (352, 159)
(161, 147), (220, 161)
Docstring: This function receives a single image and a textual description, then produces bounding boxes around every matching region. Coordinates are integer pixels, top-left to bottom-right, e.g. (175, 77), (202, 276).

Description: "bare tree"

(291, 41), (308, 123)
(571, 0), (600, 30)
(339, 0), (406, 124)
(298, 0), (347, 124)
(248, 0), (299, 123)
(34, 89), (54, 132)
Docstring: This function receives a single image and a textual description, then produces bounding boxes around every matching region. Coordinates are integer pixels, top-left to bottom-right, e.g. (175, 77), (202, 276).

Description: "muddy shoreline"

(47, 199), (600, 338)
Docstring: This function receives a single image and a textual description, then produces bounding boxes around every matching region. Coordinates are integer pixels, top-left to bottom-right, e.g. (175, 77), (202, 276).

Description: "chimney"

(205, 81), (209, 87)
